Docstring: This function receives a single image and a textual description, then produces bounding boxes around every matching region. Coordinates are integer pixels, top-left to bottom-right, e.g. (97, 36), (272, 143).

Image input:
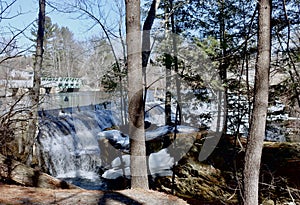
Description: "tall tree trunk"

(26, 0), (45, 165)
(125, 0), (149, 189)
(142, 0), (160, 106)
(33, 0), (45, 118)
(218, 0), (228, 134)
(118, 5), (128, 126)
(169, 0), (181, 125)
(164, 1), (172, 126)
(243, 0), (271, 204)
(141, 0), (160, 183)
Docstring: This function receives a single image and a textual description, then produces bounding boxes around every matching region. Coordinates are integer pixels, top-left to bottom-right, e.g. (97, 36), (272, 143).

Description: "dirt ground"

(0, 185), (189, 205)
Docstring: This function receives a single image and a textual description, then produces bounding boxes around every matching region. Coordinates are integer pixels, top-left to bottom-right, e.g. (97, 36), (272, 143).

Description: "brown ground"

(0, 185), (189, 205)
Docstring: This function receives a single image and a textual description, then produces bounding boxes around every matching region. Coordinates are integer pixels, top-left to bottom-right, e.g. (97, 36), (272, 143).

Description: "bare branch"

(0, 21), (35, 62)
(0, 0), (18, 20)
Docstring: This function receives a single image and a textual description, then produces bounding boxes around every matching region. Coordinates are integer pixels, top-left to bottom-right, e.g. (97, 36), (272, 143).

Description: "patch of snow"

(102, 167), (131, 179)
(145, 126), (173, 140)
(175, 125), (199, 133)
(101, 148), (175, 179)
(111, 155), (130, 168)
(149, 148), (174, 176)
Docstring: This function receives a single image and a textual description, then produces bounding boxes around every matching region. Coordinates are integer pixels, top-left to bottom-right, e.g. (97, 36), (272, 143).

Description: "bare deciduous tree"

(125, 0), (149, 189)
(243, 0), (271, 204)
(25, 0), (46, 165)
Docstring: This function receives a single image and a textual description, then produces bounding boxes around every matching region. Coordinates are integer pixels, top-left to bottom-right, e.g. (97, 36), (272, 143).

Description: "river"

(40, 91), (117, 110)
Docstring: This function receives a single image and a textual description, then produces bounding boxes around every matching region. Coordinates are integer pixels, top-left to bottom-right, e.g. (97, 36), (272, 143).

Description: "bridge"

(0, 77), (82, 93)
(41, 77), (82, 89)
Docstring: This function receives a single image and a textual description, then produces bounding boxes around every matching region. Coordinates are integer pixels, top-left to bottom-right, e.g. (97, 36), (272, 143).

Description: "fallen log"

(0, 153), (80, 189)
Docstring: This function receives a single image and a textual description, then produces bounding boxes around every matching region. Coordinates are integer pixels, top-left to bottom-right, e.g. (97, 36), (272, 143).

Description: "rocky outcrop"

(154, 160), (238, 204)
(0, 153), (79, 189)
(151, 134), (300, 204)
(152, 134), (239, 204)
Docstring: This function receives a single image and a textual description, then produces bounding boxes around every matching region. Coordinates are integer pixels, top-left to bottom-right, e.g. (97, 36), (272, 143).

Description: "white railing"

(0, 77), (82, 89)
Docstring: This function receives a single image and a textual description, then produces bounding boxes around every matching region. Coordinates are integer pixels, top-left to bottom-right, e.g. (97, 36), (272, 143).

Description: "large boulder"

(0, 153), (79, 189)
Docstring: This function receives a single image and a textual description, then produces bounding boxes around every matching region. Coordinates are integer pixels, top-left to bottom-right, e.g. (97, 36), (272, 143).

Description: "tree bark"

(243, 0), (271, 204)
(164, 2), (172, 126)
(142, 0), (160, 76)
(33, 0), (45, 100)
(125, 0), (149, 189)
(25, 0), (45, 165)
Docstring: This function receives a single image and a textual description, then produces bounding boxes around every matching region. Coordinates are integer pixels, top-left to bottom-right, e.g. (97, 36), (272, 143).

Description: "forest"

(0, 0), (300, 205)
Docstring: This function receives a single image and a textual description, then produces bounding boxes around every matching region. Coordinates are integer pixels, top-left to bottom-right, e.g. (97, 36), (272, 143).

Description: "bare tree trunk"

(243, 0), (271, 204)
(117, 2), (128, 126)
(165, 59), (172, 125)
(219, 0), (228, 134)
(125, 0), (149, 189)
(26, 0), (45, 165)
(142, 0), (160, 105)
(164, 2), (172, 126)
(33, 0), (45, 103)
(169, 0), (181, 125)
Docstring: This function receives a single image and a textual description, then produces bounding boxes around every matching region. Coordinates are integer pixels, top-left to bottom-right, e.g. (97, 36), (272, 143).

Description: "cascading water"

(35, 89), (223, 190)
(36, 101), (199, 190)
(37, 104), (119, 189)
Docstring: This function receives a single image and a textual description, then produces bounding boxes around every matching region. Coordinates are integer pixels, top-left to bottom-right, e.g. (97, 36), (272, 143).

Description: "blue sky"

(5, 0), (102, 47)
(4, 0), (152, 52)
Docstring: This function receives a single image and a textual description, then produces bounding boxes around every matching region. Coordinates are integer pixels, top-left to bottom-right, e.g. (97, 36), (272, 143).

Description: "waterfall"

(35, 90), (219, 189)
(37, 105), (119, 189)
